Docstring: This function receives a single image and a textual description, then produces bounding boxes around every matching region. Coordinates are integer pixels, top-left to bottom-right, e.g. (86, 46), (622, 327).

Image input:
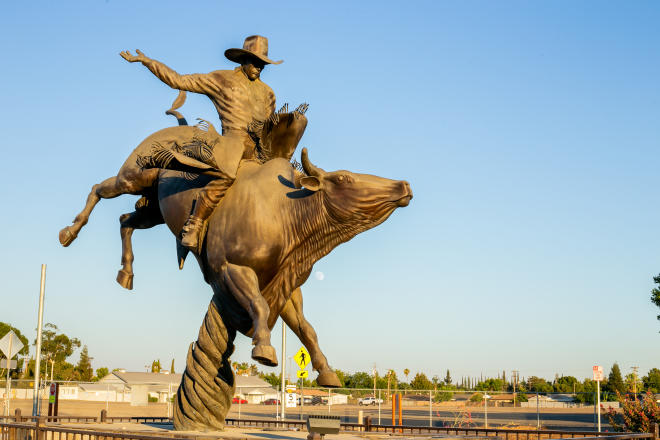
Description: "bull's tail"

(165, 90), (188, 126)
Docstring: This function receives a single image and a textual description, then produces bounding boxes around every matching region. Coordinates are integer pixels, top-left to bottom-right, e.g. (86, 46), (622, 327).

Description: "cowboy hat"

(225, 35), (283, 65)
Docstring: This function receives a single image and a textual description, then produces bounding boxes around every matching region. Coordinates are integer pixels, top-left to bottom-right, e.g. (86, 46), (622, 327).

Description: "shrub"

(434, 391), (453, 402)
(469, 393), (483, 402)
(605, 391), (660, 432)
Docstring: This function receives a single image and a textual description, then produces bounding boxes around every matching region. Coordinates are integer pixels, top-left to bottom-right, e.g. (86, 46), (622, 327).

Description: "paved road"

(227, 405), (608, 432)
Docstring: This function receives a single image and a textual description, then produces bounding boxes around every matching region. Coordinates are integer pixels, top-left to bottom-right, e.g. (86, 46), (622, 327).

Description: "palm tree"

(386, 369), (396, 400)
(403, 369), (410, 395)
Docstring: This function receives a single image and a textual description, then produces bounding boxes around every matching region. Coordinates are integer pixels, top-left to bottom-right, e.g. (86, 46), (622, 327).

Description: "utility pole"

(32, 264), (46, 417)
(512, 370), (519, 407)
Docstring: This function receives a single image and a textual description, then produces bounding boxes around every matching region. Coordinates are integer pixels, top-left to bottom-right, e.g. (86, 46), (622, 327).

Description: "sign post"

(47, 382), (59, 417)
(285, 384), (297, 409)
(293, 347), (310, 421)
(593, 366), (604, 432)
(1, 330), (24, 417)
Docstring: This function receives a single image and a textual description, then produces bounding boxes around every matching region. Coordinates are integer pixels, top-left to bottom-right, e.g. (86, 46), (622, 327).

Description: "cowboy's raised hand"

(120, 49), (146, 63)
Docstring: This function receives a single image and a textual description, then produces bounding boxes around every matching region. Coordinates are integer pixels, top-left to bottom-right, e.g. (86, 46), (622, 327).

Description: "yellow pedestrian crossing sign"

(294, 346), (310, 369)
(296, 370), (309, 379)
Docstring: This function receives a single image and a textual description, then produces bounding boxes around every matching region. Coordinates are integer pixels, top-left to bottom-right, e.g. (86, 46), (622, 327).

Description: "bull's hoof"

(116, 269), (134, 290)
(58, 226), (77, 247)
(317, 370), (342, 388)
(252, 345), (278, 367)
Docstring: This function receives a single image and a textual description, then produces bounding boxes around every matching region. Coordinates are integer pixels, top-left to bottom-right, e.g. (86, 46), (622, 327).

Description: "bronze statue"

(119, 35), (297, 251)
(58, 36), (412, 431)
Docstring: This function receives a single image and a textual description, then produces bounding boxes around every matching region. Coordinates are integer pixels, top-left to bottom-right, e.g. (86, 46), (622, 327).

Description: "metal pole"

(428, 390), (432, 427)
(536, 392), (540, 428)
(484, 393), (488, 428)
(597, 381), (601, 432)
(106, 383), (110, 413)
(378, 389), (381, 424)
(4, 333), (13, 416)
(280, 321), (286, 421)
(32, 264), (46, 417)
(300, 377), (303, 420)
(328, 388), (331, 414)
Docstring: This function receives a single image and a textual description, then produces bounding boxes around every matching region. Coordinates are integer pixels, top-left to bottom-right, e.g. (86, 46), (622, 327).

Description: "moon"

(314, 271), (325, 281)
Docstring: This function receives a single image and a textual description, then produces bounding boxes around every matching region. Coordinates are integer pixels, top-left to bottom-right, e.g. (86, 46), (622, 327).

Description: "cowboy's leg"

(180, 177), (233, 250)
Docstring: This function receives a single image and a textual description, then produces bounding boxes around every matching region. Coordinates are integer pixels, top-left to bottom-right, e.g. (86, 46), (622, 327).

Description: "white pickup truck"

(358, 397), (383, 405)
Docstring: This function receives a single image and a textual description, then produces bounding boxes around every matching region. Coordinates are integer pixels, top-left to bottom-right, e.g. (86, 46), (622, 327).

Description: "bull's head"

(298, 148), (412, 227)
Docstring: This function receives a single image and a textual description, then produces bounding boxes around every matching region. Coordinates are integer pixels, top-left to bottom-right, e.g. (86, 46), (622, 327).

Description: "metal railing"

(0, 418), (658, 440)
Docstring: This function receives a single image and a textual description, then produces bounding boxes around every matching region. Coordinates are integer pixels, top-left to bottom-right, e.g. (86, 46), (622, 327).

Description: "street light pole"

(32, 264), (46, 417)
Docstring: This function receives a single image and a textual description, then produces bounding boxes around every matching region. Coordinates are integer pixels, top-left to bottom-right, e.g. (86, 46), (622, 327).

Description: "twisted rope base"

(174, 297), (236, 431)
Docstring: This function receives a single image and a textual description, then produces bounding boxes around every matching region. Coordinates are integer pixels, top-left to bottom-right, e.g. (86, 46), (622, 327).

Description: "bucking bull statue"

(59, 105), (412, 422)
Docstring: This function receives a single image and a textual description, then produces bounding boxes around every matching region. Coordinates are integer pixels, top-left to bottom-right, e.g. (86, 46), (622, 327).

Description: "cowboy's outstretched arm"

(120, 49), (208, 94)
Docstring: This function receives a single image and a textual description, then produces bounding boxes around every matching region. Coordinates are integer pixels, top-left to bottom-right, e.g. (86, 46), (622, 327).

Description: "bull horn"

(301, 148), (325, 177)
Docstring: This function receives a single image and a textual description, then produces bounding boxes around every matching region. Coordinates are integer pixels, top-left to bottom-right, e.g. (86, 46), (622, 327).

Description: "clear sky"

(1, 1), (659, 383)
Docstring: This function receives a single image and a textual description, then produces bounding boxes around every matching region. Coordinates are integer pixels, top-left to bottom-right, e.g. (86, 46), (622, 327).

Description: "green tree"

(346, 371), (372, 389)
(151, 359), (161, 373)
(403, 368), (410, 383)
(95, 367), (109, 380)
(475, 378), (504, 391)
(651, 274), (660, 330)
(607, 363), (625, 394)
(643, 368), (660, 393)
(259, 371), (281, 387)
(555, 376), (580, 393)
(170, 359), (175, 374)
(527, 376), (553, 393)
(444, 370), (452, 386)
(410, 372), (433, 390)
(37, 323), (81, 380)
(75, 346), (93, 381)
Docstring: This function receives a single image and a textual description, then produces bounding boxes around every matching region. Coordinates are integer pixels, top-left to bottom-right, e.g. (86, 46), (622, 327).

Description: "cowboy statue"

(120, 35), (307, 251)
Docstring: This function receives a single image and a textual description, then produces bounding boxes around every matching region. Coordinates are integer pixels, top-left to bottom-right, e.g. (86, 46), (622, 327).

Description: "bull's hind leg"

(280, 288), (341, 387)
(59, 176), (117, 246)
(117, 201), (164, 290)
(59, 168), (159, 247)
(219, 263), (278, 366)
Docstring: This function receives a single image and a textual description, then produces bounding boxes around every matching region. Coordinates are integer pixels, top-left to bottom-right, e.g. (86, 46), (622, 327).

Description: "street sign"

(49, 383), (57, 404)
(593, 365), (604, 381)
(0, 331), (23, 360)
(0, 359), (17, 369)
(294, 347), (310, 370)
(285, 392), (297, 408)
(296, 370), (309, 379)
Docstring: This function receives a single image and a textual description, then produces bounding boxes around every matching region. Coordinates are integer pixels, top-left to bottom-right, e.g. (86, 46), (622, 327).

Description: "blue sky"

(1, 1), (659, 382)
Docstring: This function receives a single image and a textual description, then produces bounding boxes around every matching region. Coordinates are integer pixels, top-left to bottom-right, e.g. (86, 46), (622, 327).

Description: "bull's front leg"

(280, 288), (341, 388)
(220, 262), (278, 367)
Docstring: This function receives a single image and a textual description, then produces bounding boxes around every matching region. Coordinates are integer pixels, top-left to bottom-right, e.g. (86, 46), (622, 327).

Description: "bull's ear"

(300, 176), (321, 191)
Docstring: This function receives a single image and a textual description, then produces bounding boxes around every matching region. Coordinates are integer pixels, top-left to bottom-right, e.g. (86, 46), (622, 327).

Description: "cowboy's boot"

(181, 195), (216, 252)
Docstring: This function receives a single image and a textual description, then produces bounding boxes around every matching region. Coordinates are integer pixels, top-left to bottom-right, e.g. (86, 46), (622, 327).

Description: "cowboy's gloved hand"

(120, 49), (148, 63)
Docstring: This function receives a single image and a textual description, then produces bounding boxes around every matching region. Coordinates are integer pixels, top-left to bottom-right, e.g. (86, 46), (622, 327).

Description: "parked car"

(358, 397), (383, 405)
(262, 398), (281, 405)
(297, 396), (313, 405)
(232, 397), (248, 404)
